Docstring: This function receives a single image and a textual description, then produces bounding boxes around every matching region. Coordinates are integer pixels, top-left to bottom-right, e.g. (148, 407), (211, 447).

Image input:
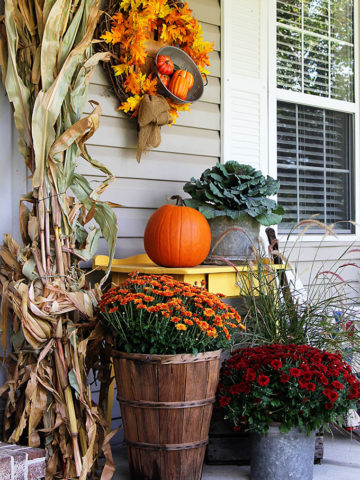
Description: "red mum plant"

(99, 273), (244, 355)
(217, 344), (360, 434)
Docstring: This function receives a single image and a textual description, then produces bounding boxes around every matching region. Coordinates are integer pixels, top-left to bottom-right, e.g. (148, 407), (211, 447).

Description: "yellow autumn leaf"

(120, 94), (143, 113)
(177, 103), (191, 112)
(158, 4), (172, 18)
(120, 0), (131, 10)
(101, 31), (114, 44)
(112, 64), (129, 76)
(200, 67), (210, 75)
(160, 24), (169, 42)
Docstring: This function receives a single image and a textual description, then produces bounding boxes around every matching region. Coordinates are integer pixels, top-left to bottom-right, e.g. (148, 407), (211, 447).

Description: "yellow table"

(93, 253), (287, 297)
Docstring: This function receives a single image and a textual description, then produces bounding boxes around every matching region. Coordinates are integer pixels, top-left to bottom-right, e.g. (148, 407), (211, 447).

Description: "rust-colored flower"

(175, 323), (187, 331)
(100, 272), (244, 354)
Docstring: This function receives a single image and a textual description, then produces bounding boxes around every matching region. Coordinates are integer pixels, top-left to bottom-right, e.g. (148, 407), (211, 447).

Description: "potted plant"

(99, 272), (244, 480)
(217, 343), (360, 480)
(214, 223), (360, 477)
(183, 162), (285, 264)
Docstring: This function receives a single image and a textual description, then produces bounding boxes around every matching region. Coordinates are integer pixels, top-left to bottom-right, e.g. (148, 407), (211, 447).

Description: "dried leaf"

(3, 0), (32, 153)
(41, 0), (71, 90)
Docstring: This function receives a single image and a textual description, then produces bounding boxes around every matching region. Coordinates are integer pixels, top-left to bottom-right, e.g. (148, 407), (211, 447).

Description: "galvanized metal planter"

(250, 426), (316, 480)
(205, 213), (260, 265)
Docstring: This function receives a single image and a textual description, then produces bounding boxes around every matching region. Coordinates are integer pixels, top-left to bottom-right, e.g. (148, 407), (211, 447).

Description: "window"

(276, 0), (356, 234)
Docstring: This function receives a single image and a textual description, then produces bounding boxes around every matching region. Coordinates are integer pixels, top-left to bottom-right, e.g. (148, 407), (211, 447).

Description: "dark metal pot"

(205, 213), (260, 265)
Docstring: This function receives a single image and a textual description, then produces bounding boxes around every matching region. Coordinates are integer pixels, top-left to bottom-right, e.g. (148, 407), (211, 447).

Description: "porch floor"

(112, 431), (360, 480)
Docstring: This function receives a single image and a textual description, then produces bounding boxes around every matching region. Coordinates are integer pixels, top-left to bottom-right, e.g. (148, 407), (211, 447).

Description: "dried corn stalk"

(0, 0), (117, 478)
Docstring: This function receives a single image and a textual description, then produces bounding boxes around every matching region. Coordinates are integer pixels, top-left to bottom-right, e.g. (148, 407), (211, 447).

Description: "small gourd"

(157, 55), (174, 75)
(168, 70), (193, 100)
(159, 73), (170, 88)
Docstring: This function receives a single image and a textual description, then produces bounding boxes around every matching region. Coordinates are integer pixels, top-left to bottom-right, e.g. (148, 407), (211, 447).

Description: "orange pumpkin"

(168, 70), (191, 100)
(184, 71), (194, 89)
(157, 55), (174, 75)
(144, 196), (211, 267)
(159, 73), (170, 88)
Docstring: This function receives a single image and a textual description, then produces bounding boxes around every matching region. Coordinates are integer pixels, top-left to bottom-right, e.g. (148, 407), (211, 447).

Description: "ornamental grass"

(218, 344), (360, 435)
(236, 220), (360, 362)
(99, 273), (245, 355)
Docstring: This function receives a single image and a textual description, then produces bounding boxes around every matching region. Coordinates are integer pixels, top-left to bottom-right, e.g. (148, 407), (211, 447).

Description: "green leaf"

(73, 228), (101, 262)
(183, 161), (285, 224)
(71, 174), (118, 281)
(68, 368), (80, 396)
(256, 212), (283, 226)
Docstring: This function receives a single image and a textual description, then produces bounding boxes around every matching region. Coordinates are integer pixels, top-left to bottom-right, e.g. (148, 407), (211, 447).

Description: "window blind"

(277, 101), (354, 233)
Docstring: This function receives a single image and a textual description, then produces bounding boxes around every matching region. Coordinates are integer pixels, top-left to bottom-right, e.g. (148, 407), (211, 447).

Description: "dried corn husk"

(0, 1), (117, 478)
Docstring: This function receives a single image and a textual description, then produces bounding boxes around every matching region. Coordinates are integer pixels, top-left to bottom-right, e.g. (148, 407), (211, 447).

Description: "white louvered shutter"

(222, 0), (269, 173)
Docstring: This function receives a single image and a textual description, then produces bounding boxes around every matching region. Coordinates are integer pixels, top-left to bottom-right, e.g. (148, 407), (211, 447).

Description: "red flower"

(306, 382), (316, 392)
(218, 396), (231, 407)
(323, 389), (339, 402)
(237, 382), (249, 393)
(325, 402), (333, 410)
(229, 384), (242, 395)
(331, 381), (344, 391)
(257, 375), (270, 387)
(245, 369), (257, 383)
(299, 380), (308, 389)
(319, 375), (329, 386)
(302, 372), (313, 382)
(289, 368), (302, 377)
(280, 374), (290, 383)
(270, 359), (283, 370)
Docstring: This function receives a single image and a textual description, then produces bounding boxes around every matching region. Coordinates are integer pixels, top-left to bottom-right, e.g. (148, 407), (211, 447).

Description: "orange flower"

(108, 306), (118, 314)
(171, 316), (181, 323)
(206, 327), (218, 338)
(143, 295), (155, 302)
(223, 326), (230, 341)
(203, 308), (215, 317)
(175, 323), (187, 331)
(136, 304), (147, 310)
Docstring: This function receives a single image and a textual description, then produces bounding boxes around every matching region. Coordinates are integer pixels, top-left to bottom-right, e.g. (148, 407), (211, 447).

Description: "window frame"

(268, 0), (360, 242)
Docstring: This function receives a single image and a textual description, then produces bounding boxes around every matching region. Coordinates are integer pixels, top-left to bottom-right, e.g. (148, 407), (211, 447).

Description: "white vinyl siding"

(78, 0), (221, 260)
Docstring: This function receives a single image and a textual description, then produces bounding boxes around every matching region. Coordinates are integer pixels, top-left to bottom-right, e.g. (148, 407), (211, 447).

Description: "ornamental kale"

(217, 344), (360, 434)
(183, 162), (285, 226)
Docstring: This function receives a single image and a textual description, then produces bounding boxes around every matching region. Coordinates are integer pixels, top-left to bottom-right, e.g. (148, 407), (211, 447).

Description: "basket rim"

(111, 349), (222, 364)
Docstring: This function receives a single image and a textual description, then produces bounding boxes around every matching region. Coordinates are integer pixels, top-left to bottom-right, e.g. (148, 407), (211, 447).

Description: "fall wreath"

(98, 0), (213, 124)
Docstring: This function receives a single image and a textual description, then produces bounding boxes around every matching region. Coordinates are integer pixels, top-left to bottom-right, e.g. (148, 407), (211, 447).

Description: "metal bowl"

(155, 46), (205, 104)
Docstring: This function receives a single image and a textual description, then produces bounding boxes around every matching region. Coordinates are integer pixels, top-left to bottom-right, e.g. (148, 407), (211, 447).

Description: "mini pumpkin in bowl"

(155, 46), (205, 104)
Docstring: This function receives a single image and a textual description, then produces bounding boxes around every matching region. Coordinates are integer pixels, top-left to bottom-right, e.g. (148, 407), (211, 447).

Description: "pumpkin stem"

(170, 195), (184, 206)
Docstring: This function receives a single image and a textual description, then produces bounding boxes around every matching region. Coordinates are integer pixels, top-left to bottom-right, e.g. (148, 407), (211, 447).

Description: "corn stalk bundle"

(0, 0), (118, 478)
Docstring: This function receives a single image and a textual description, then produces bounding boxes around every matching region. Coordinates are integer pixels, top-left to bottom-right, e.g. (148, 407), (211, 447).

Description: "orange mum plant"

(99, 273), (244, 354)
(101, 0), (213, 122)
